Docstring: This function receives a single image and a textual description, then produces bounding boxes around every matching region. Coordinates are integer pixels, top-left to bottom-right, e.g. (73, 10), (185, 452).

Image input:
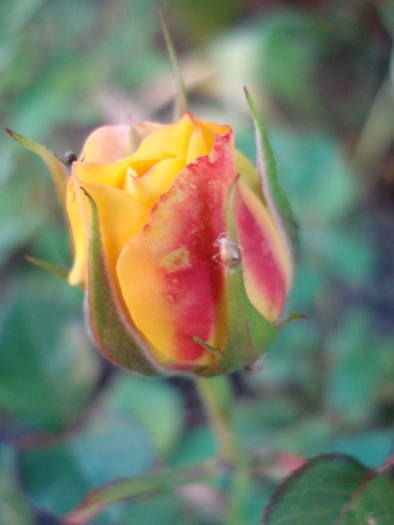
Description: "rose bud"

(7, 98), (298, 377)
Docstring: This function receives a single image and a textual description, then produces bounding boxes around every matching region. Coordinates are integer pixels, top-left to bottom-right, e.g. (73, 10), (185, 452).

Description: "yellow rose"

(8, 106), (297, 377)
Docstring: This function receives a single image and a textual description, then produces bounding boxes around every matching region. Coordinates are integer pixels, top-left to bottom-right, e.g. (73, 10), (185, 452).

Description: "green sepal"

(192, 337), (221, 356)
(25, 255), (70, 283)
(6, 128), (69, 216)
(197, 184), (278, 377)
(84, 190), (170, 377)
(244, 89), (299, 262)
(159, 6), (188, 120)
(275, 311), (307, 329)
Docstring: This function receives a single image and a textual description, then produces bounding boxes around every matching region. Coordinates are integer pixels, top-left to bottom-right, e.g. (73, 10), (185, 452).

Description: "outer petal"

(67, 172), (150, 287)
(80, 122), (162, 164)
(234, 180), (292, 322)
(245, 88), (299, 263)
(83, 190), (170, 376)
(235, 151), (261, 196)
(117, 130), (237, 364)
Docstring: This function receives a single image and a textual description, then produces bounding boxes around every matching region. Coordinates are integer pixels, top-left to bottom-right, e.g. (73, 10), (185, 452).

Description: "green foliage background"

(0, 0), (393, 523)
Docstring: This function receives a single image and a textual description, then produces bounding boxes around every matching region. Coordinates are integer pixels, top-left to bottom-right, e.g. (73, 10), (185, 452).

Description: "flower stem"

(194, 375), (238, 465)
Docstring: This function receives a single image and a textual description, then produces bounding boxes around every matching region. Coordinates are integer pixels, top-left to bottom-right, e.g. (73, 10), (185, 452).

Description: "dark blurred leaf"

(104, 374), (184, 457)
(262, 454), (394, 525)
(0, 446), (34, 525)
(0, 283), (99, 431)
(19, 411), (155, 516)
(377, 1), (394, 38)
(168, 0), (243, 45)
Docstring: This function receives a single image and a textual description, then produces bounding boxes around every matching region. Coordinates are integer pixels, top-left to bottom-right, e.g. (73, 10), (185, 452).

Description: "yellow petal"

(67, 172), (149, 288)
(187, 119), (230, 164)
(235, 151), (261, 196)
(125, 157), (186, 207)
(127, 113), (196, 169)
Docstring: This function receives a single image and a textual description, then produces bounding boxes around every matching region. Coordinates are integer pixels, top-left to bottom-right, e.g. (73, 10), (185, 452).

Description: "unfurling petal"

(233, 180), (292, 322)
(117, 131), (236, 365)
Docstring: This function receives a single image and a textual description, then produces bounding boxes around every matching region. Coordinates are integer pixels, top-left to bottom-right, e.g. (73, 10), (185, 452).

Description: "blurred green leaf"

(336, 469), (394, 524)
(237, 129), (358, 225)
(0, 0), (46, 35)
(175, 427), (216, 466)
(0, 446), (34, 525)
(0, 175), (46, 267)
(234, 398), (301, 447)
(0, 283), (99, 431)
(303, 224), (374, 282)
(325, 308), (393, 422)
(104, 374), (184, 457)
(262, 454), (394, 525)
(19, 411), (155, 516)
(265, 417), (334, 457)
(257, 13), (325, 120)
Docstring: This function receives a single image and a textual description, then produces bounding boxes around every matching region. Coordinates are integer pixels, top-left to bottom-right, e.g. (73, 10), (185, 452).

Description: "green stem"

(194, 376), (238, 465)
(195, 376), (253, 524)
(64, 459), (219, 524)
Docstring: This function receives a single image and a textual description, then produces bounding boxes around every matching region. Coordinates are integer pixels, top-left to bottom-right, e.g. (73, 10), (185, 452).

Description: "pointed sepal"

(6, 129), (69, 215)
(197, 184), (278, 377)
(84, 189), (171, 377)
(275, 311), (307, 329)
(25, 255), (70, 283)
(159, 6), (188, 120)
(244, 89), (299, 264)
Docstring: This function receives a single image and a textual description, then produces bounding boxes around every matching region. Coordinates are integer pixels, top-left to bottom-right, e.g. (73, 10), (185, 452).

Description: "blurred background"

(0, 0), (393, 524)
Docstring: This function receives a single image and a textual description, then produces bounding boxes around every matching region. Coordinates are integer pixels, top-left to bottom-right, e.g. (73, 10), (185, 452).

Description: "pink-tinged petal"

(81, 126), (133, 164)
(80, 122), (163, 164)
(67, 172), (150, 287)
(117, 131), (237, 363)
(128, 120), (163, 150)
(234, 180), (292, 322)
